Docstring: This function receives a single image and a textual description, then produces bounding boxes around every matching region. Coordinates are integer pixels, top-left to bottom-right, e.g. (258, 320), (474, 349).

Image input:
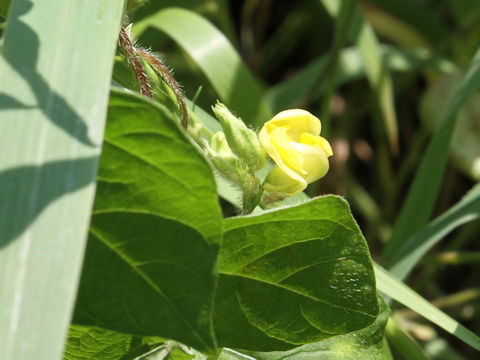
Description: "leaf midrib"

(89, 228), (213, 350)
(224, 215), (356, 233)
(220, 272), (377, 319)
(103, 139), (193, 191)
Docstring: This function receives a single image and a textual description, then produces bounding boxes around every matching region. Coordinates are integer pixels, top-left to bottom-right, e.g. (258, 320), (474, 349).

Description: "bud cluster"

(188, 103), (333, 214)
(190, 102), (265, 213)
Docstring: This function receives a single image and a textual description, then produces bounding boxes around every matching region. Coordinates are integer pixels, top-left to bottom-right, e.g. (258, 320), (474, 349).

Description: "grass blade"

(0, 0), (124, 359)
(321, 0), (399, 152)
(384, 317), (429, 360)
(134, 7), (272, 127)
(375, 264), (480, 352)
(389, 184), (480, 280)
(362, 0), (448, 44)
(354, 9), (399, 154)
(383, 48), (480, 257)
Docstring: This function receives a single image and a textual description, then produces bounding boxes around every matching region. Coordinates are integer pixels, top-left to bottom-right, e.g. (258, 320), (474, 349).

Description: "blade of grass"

(305, 0), (355, 134)
(426, 252), (480, 266)
(374, 264), (480, 352)
(362, 0), (448, 44)
(321, 0), (399, 153)
(383, 48), (480, 257)
(133, 7), (272, 128)
(0, 0), (124, 359)
(353, 7), (399, 154)
(361, 3), (432, 49)
(389, 184), (480, 280)
(385, 317), (429, 360)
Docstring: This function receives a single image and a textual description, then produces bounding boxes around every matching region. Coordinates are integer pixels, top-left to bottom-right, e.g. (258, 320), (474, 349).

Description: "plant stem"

(136, 49), (189, 128)
(118, 27), (152, 98)
(241, 173), (262, 214)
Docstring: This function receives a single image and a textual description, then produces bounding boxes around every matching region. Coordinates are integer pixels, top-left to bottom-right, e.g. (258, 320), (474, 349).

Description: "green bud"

(188, 118), (213, 147)
(207, 132), (243, 181)
(212, 102), (265, 170)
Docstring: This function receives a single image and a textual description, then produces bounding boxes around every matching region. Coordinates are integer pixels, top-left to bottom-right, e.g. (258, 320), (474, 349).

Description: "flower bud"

(212, 102), (265, 170)
(207, 132), (243, 181)
(260, 109), (333, 196)
(188, 119), (212, 147)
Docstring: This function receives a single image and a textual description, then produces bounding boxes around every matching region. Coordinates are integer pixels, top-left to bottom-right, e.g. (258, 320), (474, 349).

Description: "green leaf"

(353, 8), (398, 153)
(384, 318), (429, 360)
(65, 325), (195, 360)
(0, 0), (124, 359)
(315, 0), (356, 130)
(389, 184), (480, 281)
(64, 326), (130, 360)
(0, 0), (11, 17)
(72, 89), (222, 354)
(375, 264), (480, 351)
(215, 195), (379, 350)
(133, 7), (272, 127)
(446, 0), (478, 25)
(362, 0), (448, 44)
(420, 72), (480, 181)
(384, 47), (480, 257)
(244, 296), (390, 360)
(321, 0), (399, 152)
(64, 325), (157, 360)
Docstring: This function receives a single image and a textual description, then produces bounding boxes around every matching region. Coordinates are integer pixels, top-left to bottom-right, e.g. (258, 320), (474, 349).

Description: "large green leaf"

(133, 7), (272, 127)
(384, 47), (480, 257)
(244, 296), (390, 360)
(215, 195), (379, 350)
(0, 0), (124, 359)
(72, 89), (223, 353)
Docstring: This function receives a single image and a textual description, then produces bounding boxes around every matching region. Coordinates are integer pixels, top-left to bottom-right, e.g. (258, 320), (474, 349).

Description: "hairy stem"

(118, 27), (153, 98)
(136, 49), (189, 128)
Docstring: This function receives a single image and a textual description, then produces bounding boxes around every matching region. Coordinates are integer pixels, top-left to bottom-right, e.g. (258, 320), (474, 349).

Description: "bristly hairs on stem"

(118, 27), (153, 98)
(136, 48), (189, 129)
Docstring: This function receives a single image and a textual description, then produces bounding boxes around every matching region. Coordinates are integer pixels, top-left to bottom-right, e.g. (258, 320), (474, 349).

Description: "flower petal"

(263, 166), (307, 196)
(300, 133), (333, 157)
(259, 125), (306, 184)
(291, 142), (330, 183)
(268, 109), (321, 141)
(270, 127), (305, 174)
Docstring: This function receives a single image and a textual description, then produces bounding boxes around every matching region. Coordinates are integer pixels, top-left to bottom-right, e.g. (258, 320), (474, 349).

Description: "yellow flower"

(259, 109), (333, 196)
